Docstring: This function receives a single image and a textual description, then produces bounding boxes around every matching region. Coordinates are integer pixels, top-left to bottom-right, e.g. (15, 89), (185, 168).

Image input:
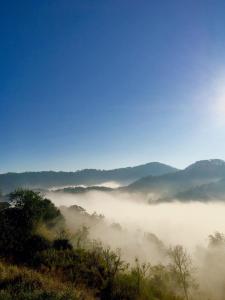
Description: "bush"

(35, 246), (126, 299)
(0, 262), (83, 300)
(0, 189), (187, 300)
(0, 190), (64, 263)
(53, 238), (73, 251)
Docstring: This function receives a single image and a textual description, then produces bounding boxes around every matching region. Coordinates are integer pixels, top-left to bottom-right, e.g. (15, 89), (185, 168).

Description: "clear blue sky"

(1, 0), (225, 172)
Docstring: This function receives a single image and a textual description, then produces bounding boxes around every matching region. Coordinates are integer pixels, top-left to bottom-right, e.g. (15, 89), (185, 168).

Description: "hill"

(0, 162), (178, 193)
(54, 186), (114, 194)
(127, 159), (225, 200)
(173, 178), (225, 201)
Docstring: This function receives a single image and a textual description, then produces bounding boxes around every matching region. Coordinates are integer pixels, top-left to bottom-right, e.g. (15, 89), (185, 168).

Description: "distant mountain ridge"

(184, 159), (225, 177)
(54, 186), (114, 194)
(126, 159), (225, 201)
(0, 162), (178, 193)
(3, 159), (225, 202)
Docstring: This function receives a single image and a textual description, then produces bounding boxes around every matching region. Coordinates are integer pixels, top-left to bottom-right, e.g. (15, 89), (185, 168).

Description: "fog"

(47, 190), (225, 299)
(48, 190), (225, 251)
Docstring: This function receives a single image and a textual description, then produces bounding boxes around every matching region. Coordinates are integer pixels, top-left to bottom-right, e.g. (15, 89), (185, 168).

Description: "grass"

(0, 261), (94, 300)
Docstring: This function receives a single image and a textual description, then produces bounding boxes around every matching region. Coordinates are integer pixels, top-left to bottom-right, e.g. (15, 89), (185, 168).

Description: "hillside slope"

(0, 162), (178, 193)
(127, 159), (225, 200)
(174, 178), (225, 201)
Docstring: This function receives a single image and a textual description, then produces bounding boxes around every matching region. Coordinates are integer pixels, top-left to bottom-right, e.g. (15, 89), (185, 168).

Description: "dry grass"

(0, 261), (95, 300)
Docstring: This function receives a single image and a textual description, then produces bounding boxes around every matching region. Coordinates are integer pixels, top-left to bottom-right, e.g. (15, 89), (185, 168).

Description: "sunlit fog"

(48, 191), (225, 251)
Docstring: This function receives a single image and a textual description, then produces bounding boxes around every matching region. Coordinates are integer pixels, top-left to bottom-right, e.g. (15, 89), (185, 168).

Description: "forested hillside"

(0, 189), (224, 300)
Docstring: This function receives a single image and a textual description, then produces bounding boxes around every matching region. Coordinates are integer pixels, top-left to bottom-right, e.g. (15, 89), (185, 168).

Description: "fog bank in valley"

(48, 191), (225, 251)
(46, 191), (225, 299)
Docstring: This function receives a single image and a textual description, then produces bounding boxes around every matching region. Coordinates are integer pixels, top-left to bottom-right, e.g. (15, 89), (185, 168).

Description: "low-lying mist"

(47, 190), (225, 251)
(47, 190), (225, 299)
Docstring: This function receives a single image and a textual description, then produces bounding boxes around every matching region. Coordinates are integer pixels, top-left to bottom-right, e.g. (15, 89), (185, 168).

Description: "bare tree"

(131, 258), (151, 295)
(168, 245), (194, 300)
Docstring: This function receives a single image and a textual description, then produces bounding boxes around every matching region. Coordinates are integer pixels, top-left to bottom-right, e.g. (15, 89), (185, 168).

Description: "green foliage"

(0, 261), (84, 300)
(0, 206), (33, 260)
(34, 246), (184, 300)
(0, 189), (191, 300)
(74, 226), (90, 248)
(34, 246), (125, 296)
(0, 189), (64, 263)
(112, 262), (184, 300)
(53, 238), (73, 250)
(10, 189), (63, 227)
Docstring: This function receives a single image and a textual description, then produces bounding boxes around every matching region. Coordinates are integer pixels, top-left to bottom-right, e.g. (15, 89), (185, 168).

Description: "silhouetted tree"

(0, 189), (63, 263)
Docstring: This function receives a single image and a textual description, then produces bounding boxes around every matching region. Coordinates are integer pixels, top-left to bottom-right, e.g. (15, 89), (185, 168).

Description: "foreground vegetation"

(0, 189), (224, 299)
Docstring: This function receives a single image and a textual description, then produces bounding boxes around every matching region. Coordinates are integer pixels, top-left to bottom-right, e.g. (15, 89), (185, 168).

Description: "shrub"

(53, 238), (73, 251)
(0, 262), (83, 300)
(0, 190), (64, 263)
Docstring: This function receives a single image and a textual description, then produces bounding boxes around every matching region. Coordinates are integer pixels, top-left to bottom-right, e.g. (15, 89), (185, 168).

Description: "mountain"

(174, 178), (225, 201)
(127, 159), (225, 200)
(54, 186), (113, 194)
(183, 159), (225, 178)
(0, 162), (178, 193)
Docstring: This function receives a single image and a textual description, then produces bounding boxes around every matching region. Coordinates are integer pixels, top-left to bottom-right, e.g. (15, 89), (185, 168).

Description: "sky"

(1, 0), (225, 173)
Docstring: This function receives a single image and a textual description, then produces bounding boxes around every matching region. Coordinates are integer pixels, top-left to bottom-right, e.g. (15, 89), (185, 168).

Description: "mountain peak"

(185, 159), (225, 172)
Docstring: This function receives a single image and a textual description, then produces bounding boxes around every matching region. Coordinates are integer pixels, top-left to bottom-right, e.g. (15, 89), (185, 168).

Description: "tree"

(168, 245), (195, 300)
(0, 189), (64, 263)
(100, 247), (127, 300)
(74, 226), (89, 248)
(208, 232), (225, 248)
(9, 189), (63, 227)
(130, 258), (151, 296)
